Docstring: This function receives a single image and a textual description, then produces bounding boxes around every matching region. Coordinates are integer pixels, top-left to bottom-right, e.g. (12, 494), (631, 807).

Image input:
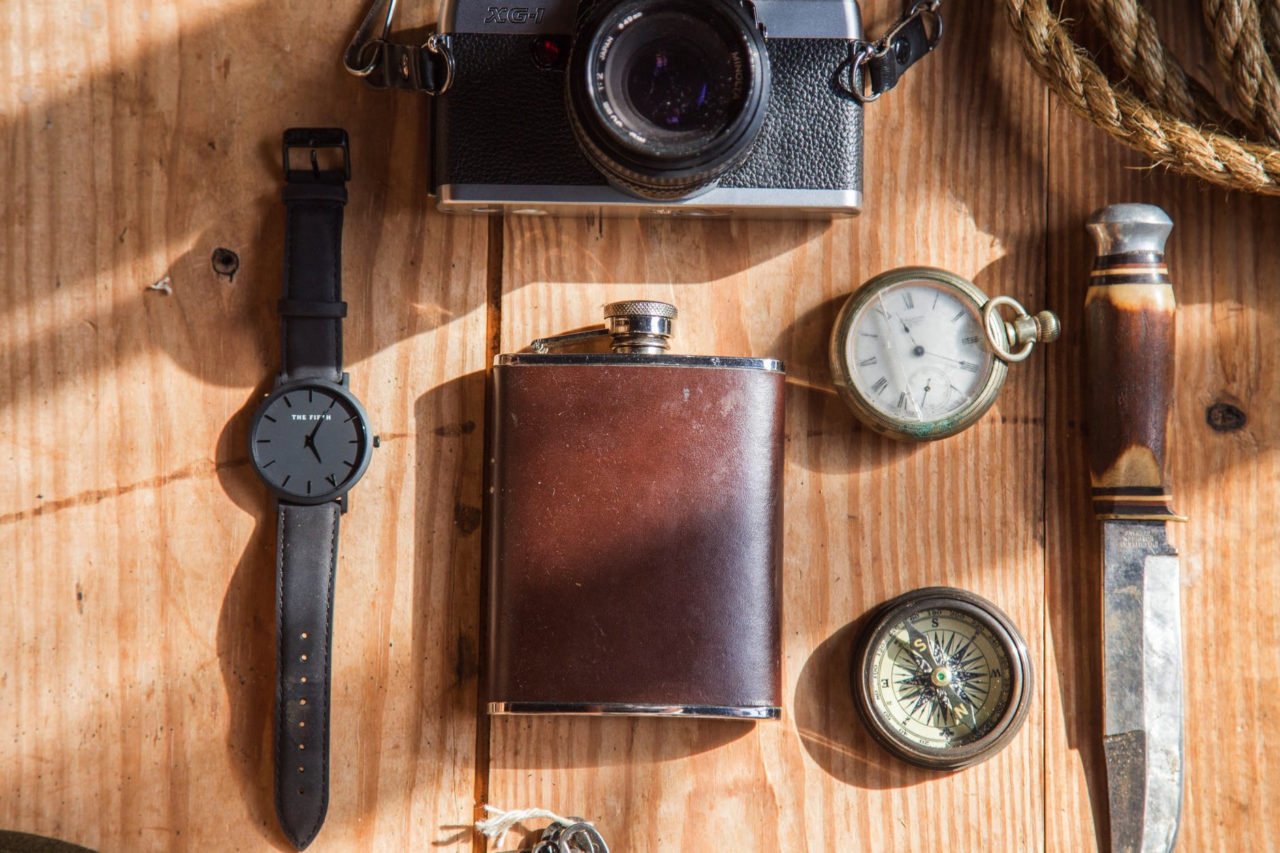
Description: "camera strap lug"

(344, 0), (455, 94)
(843, 0), (943, 103)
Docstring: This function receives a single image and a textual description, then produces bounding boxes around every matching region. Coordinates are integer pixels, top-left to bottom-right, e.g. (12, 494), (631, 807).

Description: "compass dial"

(854, 588), (1033, 770)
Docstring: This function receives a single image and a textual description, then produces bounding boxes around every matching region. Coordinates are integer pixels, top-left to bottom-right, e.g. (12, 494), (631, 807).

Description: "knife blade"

(1084, 203), (1186, 853)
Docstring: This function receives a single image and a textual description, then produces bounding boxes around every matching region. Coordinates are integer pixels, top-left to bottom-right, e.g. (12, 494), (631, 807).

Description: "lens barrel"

(567, 0), (771, 199)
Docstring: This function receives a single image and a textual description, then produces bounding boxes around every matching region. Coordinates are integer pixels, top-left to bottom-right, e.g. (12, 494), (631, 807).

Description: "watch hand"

(876, 292), (922, 348)
(926, 350), (967, 366)
(302, 411), (330, 463)
(872, 297), (924, 417)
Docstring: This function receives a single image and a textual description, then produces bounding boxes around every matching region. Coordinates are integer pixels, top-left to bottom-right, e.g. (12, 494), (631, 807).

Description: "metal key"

(526, 820), (609, 853)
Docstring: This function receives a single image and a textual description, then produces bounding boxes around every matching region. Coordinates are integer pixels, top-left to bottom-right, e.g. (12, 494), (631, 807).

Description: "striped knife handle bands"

(1085, 251), (1181, 520)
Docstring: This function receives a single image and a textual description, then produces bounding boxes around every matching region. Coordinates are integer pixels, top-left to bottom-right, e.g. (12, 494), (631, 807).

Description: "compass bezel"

(852, 586), (1034, 770)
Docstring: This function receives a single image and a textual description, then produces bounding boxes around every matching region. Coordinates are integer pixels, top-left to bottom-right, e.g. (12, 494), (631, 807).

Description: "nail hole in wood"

(211, 247), (240, 281)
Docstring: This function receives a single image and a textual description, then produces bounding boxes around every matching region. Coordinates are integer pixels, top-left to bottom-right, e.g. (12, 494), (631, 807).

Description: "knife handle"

(1084, 204), (1183, 521)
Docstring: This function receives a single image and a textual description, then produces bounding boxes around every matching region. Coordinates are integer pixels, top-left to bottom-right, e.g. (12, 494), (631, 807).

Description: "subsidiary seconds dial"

(249, 380), (373, 504)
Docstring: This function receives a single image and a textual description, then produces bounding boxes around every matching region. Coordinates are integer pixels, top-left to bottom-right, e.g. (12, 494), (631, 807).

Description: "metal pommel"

(1086, 203), (1174, 257)
(603, 301), (677, 354)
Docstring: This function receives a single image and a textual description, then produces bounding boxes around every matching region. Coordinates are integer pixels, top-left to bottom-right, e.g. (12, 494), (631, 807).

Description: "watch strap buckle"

(282, 128), (352, 184)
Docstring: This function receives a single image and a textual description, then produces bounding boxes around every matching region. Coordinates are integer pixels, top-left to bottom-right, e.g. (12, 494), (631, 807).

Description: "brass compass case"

(853, 587), (1034, 770)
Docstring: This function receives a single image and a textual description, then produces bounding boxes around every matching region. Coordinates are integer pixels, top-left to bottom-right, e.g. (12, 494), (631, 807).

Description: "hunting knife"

(1085, 203), (1185, 853)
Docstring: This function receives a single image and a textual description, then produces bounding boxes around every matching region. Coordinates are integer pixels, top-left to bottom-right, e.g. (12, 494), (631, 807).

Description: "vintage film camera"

(430, 0), (865, 217)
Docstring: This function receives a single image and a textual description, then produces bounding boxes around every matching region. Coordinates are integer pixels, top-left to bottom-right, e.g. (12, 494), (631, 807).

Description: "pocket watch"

(853, 587), (1033, 770)
(829, 267), (1059, 441)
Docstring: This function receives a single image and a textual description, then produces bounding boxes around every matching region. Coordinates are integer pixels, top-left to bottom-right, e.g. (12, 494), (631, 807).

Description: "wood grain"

(0, 1), (488, 850)
(488, 5), (1050, 851)
(1044, 91), (1280, 852)
(2, 0), (1279, 851)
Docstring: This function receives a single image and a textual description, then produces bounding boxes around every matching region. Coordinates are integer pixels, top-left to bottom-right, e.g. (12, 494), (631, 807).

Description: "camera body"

(431, 0), (865, 218)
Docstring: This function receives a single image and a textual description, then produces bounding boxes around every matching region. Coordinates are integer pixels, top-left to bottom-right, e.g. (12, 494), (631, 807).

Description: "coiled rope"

(1005, 0), (1280, 194)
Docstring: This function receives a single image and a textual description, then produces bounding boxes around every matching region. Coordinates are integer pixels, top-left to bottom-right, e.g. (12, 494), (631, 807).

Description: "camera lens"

(567, 0), (770, 199)
(610, 18), (735, 139)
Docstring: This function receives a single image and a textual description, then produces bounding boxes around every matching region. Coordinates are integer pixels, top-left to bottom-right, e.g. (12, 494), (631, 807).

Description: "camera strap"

(343, 0), (941, 102)
(344, 0), (455, 94)
(846, 0), (943, 103)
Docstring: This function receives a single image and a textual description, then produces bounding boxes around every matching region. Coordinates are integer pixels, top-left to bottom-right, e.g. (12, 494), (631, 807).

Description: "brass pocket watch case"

(830, 266), (1059, 440)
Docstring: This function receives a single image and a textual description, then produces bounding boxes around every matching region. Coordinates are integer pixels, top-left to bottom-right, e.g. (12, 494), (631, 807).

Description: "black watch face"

(249, 381), (372, 503)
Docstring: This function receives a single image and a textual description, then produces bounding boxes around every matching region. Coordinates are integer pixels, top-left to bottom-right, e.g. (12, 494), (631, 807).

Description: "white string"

(475, 805), (579, 843)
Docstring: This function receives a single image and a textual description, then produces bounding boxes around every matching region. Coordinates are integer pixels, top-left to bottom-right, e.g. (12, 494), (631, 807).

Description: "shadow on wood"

(793, 617), (937, 791)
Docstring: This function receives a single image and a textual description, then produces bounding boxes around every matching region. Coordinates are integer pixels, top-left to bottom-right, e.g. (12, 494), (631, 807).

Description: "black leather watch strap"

(275, 501), (340, 850)
(281, 132), (349, 383)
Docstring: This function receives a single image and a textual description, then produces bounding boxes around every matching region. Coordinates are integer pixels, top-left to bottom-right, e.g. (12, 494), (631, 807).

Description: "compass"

(853, 587), (1033, 770)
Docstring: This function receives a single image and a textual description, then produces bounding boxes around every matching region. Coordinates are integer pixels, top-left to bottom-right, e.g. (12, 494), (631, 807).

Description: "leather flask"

(487, 301), (785, 719)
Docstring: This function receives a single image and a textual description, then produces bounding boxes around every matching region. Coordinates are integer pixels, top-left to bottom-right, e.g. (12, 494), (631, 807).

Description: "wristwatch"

(248, 128), (376, 850)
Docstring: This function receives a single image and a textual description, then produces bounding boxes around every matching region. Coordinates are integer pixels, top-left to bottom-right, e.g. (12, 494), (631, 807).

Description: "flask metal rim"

(489, 701), (782, 719)
(494, 353), (785, 372)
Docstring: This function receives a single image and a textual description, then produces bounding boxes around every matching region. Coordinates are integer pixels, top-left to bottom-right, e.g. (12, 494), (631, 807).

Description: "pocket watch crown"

(1033, 310), (1061, 344)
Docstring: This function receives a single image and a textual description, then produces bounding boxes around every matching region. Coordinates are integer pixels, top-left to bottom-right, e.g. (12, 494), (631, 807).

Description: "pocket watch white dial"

(830, 267), (1059, 441)
(853, 587), (1033, 770)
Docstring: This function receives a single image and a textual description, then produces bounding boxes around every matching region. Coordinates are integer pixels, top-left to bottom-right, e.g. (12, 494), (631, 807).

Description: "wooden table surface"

(3, 1), (1278, 850)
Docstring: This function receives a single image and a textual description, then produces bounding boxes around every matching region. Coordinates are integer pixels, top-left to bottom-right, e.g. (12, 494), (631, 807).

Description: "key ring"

(344, 0), (455, 94)
(529, 820), (609, 853)
(344, 0), (397, 77)
(423, 32), (456, 94)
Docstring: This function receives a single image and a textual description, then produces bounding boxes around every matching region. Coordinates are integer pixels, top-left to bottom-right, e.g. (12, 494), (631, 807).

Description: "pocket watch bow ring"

(829, 266), (1059, 441)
